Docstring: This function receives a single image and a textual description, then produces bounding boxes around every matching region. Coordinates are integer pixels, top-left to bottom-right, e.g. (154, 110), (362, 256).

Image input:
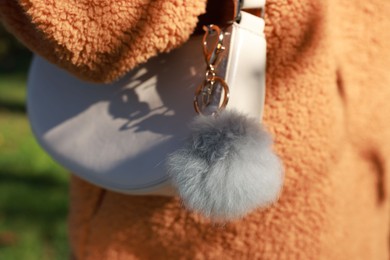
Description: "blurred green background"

(0, 24), (70, 259)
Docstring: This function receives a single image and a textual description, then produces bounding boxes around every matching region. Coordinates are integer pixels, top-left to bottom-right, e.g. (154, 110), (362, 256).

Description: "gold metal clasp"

(194, 24), (230, 115)
(202, 25), (225, 68)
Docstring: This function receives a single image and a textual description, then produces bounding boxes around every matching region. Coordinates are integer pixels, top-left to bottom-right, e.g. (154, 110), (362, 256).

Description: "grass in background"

(0, 72), (70, 260)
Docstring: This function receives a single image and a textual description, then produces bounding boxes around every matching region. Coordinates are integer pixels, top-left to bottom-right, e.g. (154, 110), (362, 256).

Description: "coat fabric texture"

(1, 0), (390, 259)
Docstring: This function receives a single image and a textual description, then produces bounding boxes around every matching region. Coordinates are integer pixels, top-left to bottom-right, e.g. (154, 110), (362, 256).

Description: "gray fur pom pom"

(167, 109), (283, 221)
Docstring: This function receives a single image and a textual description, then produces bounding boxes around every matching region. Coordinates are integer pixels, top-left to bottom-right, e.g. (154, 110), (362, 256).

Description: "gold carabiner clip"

(194, 24), (230, 115)
(202, 25), (225, 67)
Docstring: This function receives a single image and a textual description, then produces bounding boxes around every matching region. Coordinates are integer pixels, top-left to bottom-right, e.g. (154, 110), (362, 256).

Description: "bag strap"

(242, 0), (265, 9)
(242, 0), (266, 18)
(195, 0), (265, 33)
(196, 0), (237, 33)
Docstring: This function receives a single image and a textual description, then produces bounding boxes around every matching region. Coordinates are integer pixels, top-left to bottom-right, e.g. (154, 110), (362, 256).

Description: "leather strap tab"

(195, 0), (238, 33)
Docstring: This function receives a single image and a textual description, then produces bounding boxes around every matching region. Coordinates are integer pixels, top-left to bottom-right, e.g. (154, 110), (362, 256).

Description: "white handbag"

(28, 1), (282, 220)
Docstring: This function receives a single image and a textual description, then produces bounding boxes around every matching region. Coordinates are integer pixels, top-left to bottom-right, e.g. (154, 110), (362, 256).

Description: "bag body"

(27, 11), (267, 195)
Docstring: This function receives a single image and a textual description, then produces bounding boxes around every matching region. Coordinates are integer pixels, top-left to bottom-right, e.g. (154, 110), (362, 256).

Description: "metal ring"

(193, 77), (230, 115)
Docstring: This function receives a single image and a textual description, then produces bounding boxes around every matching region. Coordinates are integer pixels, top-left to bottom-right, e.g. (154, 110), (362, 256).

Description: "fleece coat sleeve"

(0, 0), (208, 82)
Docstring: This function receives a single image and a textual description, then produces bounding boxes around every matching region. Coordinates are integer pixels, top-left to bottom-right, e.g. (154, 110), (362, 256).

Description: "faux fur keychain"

(167, 24), (283, 221)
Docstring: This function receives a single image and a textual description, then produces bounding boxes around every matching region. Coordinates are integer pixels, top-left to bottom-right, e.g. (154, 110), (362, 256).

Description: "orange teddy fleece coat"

(2, 0), (390, 259)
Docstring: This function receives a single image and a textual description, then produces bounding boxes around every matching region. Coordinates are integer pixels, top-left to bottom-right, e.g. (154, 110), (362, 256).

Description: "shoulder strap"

(242, 0), (265, 9)
(196, 0), (265, 33)
(196, 0), (237, 32)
